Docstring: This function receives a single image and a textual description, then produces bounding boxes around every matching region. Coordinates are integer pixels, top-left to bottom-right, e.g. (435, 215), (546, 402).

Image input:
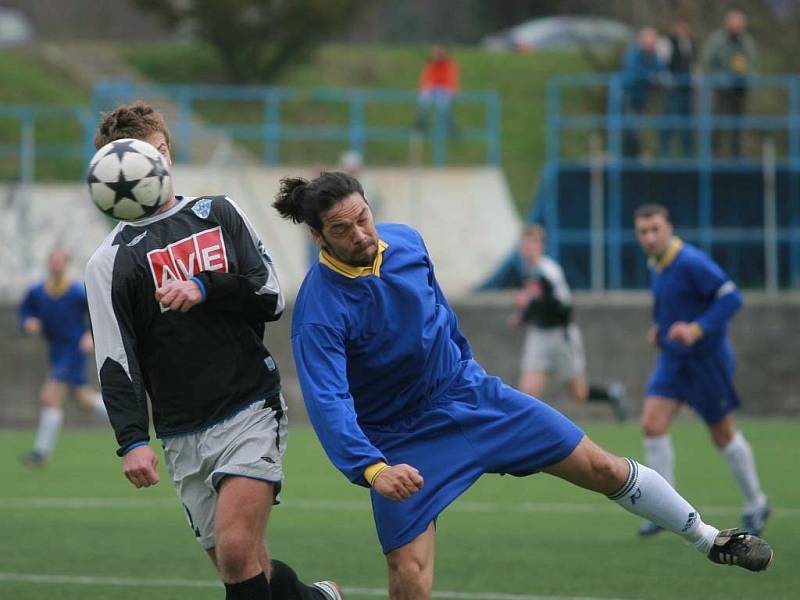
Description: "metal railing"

(90, 80), (501, 166)
(0, 82), (502, 184)
(535, 72), (800, 290)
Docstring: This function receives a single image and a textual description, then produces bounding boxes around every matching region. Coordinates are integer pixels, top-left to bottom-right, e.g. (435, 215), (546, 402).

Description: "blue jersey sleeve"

(292, 323), (386, 487)
(18, 287), (38, 330)
(687, 254), (743, 336)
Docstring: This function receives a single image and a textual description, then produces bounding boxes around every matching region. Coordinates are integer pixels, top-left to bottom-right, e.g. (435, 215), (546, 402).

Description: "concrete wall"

(2, 292), (798, 429)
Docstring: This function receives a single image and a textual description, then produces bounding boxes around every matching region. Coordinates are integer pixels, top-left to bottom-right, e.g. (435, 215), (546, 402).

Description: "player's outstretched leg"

(607, 458), (773, 572)
(545, 437), (773, 572)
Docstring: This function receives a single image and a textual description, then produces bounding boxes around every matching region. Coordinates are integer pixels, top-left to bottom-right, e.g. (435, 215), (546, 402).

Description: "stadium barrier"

(529, 73), (800, 291)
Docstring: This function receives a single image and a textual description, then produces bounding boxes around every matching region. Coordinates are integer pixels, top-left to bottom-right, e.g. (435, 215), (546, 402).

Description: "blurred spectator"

(659, 19), (696, 157)
(339, 149), (384, 220)
(413, 45), (459, 135)
(621, 28), (667, 157)
(702, 10), (758, 158)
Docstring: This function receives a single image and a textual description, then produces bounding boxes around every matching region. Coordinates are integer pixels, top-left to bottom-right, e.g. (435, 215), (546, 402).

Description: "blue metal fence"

(0, 81), (501, 182)
(535, 73), (800, 290)
(90, 80), (501, 166)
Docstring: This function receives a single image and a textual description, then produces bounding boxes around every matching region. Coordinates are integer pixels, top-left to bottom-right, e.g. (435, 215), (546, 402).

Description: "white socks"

(34, 407), (64, 457)
(609, 458), (719, 554)
(722, 432), (767, 512)
(644, 433), (675, 486)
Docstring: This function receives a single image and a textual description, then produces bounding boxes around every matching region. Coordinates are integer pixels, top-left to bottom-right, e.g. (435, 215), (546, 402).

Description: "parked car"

(482, 15), (632, 53)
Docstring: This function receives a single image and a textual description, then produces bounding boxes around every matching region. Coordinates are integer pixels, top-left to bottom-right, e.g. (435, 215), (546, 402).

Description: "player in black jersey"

(85, 102), (341, 600)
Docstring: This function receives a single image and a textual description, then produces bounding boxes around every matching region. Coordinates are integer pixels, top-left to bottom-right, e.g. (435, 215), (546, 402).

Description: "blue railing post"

(486, 92), (501, 165)
(790, 78), (800, 287)
(175, 88), (192, 162)
(432, 102), (447, 166)
(607, 74), (623, 290)
(349, 92), (366, 157)
(81, 109), (96, 168)
(263, 88), (281, 165)
(698, 78), (714, 254)
(543, 80), (562, 260)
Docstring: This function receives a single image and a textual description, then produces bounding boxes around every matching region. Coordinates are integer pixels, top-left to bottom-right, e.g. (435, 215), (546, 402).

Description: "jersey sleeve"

(292, 323), (386, 486)
(193, 197), (284, 323)
(18, 287), (37, 330)
(85, 246), (150, 456)
(687, 253), (743, 336)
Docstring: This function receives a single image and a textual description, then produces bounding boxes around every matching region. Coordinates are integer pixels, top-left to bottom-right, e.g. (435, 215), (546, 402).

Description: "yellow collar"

(320, 240), (389, 278)
(44, 277), (70, 298)
(649, 237), (683, 272)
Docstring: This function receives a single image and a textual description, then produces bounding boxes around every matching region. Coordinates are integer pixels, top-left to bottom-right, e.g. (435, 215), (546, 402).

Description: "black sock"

(270, 559), (324, 600)
(587, 385), (612, 403)
(224, 572), (271, 600)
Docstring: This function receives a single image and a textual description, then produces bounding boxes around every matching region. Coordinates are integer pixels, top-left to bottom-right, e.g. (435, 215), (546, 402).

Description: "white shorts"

(520, 324), (586, 381)
(162, 397), (287, 549)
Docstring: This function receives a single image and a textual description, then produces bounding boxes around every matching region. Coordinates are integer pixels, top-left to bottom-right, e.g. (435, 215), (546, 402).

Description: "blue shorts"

(49, 346), (87, 387)
(646, 345), (740, 424)
(363, 360), (584, 554)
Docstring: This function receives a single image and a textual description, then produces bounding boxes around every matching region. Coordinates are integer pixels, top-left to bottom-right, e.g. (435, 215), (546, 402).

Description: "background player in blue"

(274, 172), (772, 600)
(634, 204), (770, 538)
(18, 247), (106, 467)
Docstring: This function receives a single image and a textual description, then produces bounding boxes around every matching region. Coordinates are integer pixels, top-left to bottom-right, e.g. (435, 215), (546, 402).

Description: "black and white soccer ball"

(86, 138), (172, 221)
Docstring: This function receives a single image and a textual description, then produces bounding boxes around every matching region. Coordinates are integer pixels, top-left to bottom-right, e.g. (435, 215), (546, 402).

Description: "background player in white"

(497, 225), (627, 419)
(18, 247), (106, 467)
(85, 102), (340, 600)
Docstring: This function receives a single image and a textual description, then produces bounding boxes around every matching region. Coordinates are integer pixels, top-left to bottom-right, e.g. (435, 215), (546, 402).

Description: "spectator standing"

(702, 10), (758, 158)
(413, 45), (459, 135)
(660, 19), (696, 157)
(621, 28), (667, 158)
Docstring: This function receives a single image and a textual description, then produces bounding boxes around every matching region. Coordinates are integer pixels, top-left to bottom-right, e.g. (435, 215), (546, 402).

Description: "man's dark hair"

(273, 171), (365, 231)
(634, 203), (670, 222)
(94, 101), (171, 150)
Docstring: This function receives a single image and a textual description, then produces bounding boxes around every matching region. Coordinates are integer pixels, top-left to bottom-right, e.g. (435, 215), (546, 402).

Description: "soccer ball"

(86, 138), (172, 221)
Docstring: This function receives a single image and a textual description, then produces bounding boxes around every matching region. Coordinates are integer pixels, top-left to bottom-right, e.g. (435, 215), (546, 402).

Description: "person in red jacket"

(414, 45), (459, 134)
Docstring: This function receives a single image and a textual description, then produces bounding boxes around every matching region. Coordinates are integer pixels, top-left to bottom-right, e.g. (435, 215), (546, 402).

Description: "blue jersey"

(19, 280), (89, 350)
(292, 223), (584, 553)
(650, 238), (742, 357)
(292, 224), (473, 484)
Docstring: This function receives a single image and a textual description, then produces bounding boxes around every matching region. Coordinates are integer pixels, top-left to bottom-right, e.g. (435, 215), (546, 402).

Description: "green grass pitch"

(0, 420), (796, 599)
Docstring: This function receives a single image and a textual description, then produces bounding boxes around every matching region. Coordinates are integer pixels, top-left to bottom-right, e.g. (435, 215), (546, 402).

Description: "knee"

(388, 555), (427, 599)
(710, 428), (734, 449)
(641, 414), (668, 437)
(215, 530), (259, 580)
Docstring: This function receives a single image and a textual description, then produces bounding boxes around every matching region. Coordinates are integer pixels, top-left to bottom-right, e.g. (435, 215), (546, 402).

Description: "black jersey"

(85, 196), (284, 455)
(520, 255), (573, 328)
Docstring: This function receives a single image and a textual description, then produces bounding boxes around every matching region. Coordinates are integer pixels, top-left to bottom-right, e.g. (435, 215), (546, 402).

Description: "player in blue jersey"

(18, 248), (106, 467)
(634, 203), (770, 538)
(275, 172), (772, 600)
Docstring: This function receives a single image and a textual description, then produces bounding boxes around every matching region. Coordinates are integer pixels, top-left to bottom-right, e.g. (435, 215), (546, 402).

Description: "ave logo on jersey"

(147, 226), (229, 289)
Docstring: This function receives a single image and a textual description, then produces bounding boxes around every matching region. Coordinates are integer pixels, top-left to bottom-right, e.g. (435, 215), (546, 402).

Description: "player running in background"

(634, 203), (770, 537)
(18, 248), (106, 467)
(84, 102), (340, 600)
(275, 172), (772, 600)
(503, 225), (627, 420)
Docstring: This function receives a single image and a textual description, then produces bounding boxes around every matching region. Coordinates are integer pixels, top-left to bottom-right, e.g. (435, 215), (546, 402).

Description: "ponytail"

(273, 171), (365, 231)
(273, 177), (310, 224)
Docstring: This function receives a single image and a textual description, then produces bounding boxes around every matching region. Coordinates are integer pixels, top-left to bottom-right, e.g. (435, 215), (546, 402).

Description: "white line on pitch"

(0, 572), (637, 600)
(0, 497), (797, 517)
